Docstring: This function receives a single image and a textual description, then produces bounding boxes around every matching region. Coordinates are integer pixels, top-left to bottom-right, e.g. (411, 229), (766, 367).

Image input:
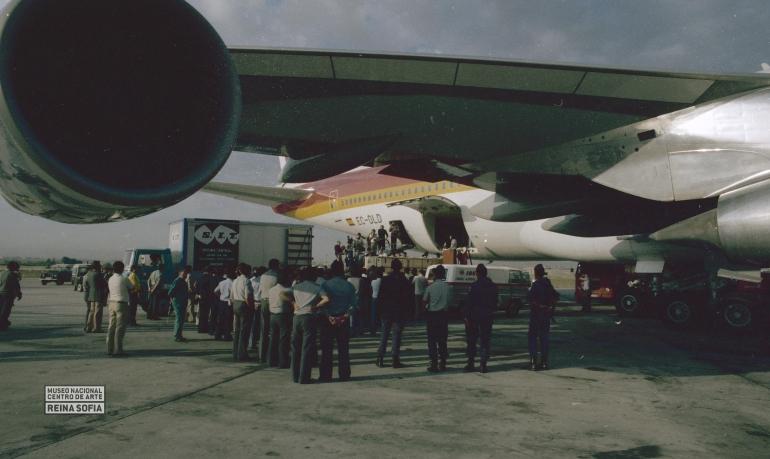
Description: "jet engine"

(0, 0), (240, 223)
(651, 179), (770, 264)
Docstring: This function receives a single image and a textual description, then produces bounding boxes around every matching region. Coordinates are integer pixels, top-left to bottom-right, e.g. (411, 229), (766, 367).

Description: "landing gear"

(616, 288), (643, 316)
(718, 294), (758, 331)
(661, 295), (695, 329)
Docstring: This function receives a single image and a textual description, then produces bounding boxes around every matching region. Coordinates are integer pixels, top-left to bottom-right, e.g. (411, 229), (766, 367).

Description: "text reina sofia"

(45, 385), (105, 415)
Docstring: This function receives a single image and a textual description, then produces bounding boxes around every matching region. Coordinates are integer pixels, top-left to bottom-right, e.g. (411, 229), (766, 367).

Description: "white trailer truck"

(168, 218), (313, 272)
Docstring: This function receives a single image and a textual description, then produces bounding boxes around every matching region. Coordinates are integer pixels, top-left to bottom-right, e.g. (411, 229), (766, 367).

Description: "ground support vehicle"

(426, 264), (531, 315)
(576, 261), (769, 332)
(169, 218), (313, 272)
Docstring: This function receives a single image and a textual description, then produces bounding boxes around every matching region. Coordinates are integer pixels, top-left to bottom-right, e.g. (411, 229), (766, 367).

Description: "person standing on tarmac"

(370, 268), (382, 335)
(376, 259), (412, 369)
(230, 263), (255, 362)
(195, 266), (217, 334)
(147, 257), (164, 320)
(464, 264), (497, 373)
(423, 264), (450, 372)
(316, 260), (357, 382)
(106, 261), (131, 356)
(267, 269), (293, 368)
(528, 264), (559, 370)
(169, 266), (191, 342)
(0, 261), (22, 331)
(248, 267), (264, 351)
(127, 265), (141, 326)
(412, 269), (428, 320)
(258, 259), (279, 363)
(213, 269), (234, 341)
(84, 261), (107, 333)
(287, 267), (323, 384)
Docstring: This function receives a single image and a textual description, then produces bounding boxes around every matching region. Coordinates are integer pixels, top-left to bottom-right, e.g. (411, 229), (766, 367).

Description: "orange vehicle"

(574, 262), (627, 308)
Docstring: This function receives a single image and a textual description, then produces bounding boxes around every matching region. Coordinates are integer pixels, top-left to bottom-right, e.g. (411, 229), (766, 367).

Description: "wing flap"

(203, 182), (311, 207)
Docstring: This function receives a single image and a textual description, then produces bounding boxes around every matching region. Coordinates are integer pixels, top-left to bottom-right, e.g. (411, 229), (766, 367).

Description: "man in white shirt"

(248, 267), (263, 351)
(257, 259), (280, 363)
(106, 261), (132, 356)
(370, 268), (383, 334)
(412, 269), (428, 320)
(268, 270), (292, 368)
(214, 270), (234, 341)
(423, 265), (450, 372)
(231, 263), (255, 362)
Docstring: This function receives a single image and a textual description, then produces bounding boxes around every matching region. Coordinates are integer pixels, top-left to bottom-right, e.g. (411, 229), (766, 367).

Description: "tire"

(662, 296), (695, 328)
(616, 289), (642, 316)
(719, 295), (756, 331)
(41, 280), (47, 285)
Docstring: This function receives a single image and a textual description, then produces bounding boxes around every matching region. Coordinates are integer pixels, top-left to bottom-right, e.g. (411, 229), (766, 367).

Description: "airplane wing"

(229, 48), (770, 229)
(231, 47), (770, 166)
(202, 182), (311, 207)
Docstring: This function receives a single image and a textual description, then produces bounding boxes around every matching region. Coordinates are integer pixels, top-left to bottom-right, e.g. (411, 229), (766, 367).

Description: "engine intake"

(0, 0), (240, 222)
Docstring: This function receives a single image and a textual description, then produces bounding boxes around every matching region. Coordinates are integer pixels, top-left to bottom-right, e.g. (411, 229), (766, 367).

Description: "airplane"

(2, 1), (770, 327)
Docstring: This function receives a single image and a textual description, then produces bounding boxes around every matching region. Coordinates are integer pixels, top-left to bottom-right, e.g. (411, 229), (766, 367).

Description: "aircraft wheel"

(662, 297), (695, 328)
(616, 289), (642, 316)
(719, 295), (756, 331)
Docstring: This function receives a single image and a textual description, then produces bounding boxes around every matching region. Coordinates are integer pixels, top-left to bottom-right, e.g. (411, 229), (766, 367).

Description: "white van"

(425, 264), (531, 316)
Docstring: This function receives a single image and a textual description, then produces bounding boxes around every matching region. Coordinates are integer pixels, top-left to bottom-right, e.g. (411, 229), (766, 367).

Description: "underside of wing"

(203, 182), (311, 207)
(230, 47), (770, 169)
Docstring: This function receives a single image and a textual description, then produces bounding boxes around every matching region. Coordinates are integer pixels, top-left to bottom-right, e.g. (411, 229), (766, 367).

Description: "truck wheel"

(616, 289), (641, 316)
(41, 280), (47, 285)
(719, 295), (755, 331)
(662, 297), (694, 328)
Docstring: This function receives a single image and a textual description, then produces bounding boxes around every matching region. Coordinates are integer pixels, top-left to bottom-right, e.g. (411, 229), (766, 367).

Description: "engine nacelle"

(651, 179), (770, 264)
(0, 0), (240, 223)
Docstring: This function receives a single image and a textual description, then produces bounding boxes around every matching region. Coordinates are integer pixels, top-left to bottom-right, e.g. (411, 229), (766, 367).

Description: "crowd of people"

(0, 258), (560, 382)
(335, 222), (412, 271)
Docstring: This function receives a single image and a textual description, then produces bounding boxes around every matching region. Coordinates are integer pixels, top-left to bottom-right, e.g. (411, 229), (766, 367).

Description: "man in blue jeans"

(169, 266), (191, 342)
(528, 264), (558, 370)
(465, 264), (498, 373)
(316, 260), (357, 382)
(376, 259), (412, 369)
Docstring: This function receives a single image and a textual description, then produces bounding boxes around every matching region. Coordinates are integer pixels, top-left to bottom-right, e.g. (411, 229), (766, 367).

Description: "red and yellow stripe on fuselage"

(273, 166), (473, 220)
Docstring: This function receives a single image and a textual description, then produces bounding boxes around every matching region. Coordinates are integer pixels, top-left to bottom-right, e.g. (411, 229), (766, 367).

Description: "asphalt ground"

(1, 280), (770, 458)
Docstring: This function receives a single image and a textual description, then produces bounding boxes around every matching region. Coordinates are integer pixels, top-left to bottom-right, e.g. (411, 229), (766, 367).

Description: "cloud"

(187, 0), (770, 73)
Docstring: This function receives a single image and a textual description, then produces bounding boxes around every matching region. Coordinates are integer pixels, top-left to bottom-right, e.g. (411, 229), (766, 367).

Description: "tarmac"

(1, 279), (770, 458)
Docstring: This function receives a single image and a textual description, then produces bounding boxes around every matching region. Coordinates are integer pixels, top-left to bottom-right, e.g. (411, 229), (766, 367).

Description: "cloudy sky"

(1, 0), (769, 264)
